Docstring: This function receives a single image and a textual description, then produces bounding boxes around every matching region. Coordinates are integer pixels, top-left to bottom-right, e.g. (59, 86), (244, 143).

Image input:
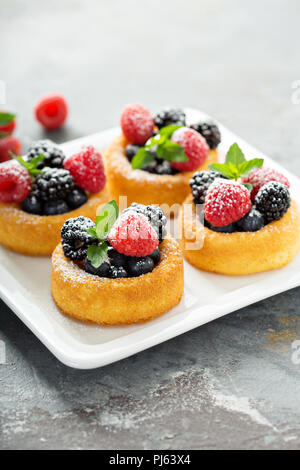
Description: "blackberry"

(21, 194), (43, 215)
(84, 258), (111, 277)
(31, 167), (74, 201)
(44, 199), (69, 215)
(127, 256), (154, 277)
(66, 187), (88, 210)
(148, 247), (160, 264)
(124, 203), (167, 242)
(125, 144), (141, 162)
(190, 170), (226, 205)
(255, 182), (290, 223)
(61, 216), (97, 261)
(110, 266), (128, 278)
(235, 207), (265, 232)
(154, 107), (186, 129)
(190, 121), (221, 149)
(27, 139), (65, 168)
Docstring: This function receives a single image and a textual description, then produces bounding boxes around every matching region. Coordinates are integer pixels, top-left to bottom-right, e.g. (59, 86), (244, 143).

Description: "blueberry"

(66, 187), (88, 210)
(127, 256), (154, 277)
(209, 223), (235, 233)
(235, 208), (265, 232)
(110, 266), (128, 278)
(84, 258), (111, 277)
(43, 199), (69, 215)
(107, 247), (128, 268)
(148, 248), (160, 265)
(21, 194), (43, 215)
(125, 144), (141, 162)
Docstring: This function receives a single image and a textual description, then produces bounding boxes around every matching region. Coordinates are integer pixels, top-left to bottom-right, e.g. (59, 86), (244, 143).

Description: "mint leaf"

(242, 183), (253, 192)
(0, 112), (16, 125)
(86, 227), (98, 238)
(87, 242), (108, 269)
(157, 140), (188, 162)
(131, 148), (156, 170)
(158, 125), (183, 140)
(95, 200), (119, 239)
(11, 152), (45, 177)
(208, 163), (236, 179)
(238, 158), (264, 177)
(225, 143), (246, 166)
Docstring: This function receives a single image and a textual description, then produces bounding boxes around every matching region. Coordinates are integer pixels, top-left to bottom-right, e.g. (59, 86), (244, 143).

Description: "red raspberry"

(35, 94), (68, 130)
(0, 112), (16, 135)
(242, 167), (290, 201)
(0, 136), (21, 163)
(170, 127), (209, 172)
(64, 145), (106, 193)
(108, 210), (159, 257)
(0, 160), (31, 203)
(205, 180), (251, 227)
(120, 103), (154, 145)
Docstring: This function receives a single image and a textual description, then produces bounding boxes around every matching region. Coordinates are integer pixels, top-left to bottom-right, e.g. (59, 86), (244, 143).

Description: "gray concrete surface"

(1, 0), (300, 450)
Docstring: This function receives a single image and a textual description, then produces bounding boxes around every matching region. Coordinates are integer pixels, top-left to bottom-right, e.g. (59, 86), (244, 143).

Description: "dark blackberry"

(21, 194), (43, 215)
(84, 258), (112, 277)
(190, 121), (221, 149)
(125, 144), (141, 162)
(235, 207), (265, 232)
(255, 182), (290, 223)
(61, 216), (97, 261)
(124, 203), (167, 242)
(127, 256), (154, 277)
(66, 187), (88, 210)
(190, 170), (226, 205)
(44, 199), (69, 215)
(110, 266), (128, 278)
(148, 248), (161, 265)
(31, 167), (74, 201)
(107, 246), (128, 268)
(27, 139), (65, 168)
(154, 107), (186, 129)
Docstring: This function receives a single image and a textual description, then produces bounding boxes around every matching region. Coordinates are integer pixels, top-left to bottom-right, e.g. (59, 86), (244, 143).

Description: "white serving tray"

(1, 108), (299, 369)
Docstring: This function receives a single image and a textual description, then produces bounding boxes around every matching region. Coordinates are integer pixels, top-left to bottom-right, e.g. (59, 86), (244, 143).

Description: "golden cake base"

(51, 235), (184, 325)
(179, 194), (300, 275)
(0, 187), (110, 256)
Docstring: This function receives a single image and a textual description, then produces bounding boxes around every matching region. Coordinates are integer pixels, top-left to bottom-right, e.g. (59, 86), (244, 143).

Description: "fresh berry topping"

(170, 127), (209, 172)
(84, 258), (112, 277)
(125, 144), (141, 162)
(153, 107), (186, 129)
(0, 112), (16, 135)
(148, 247), (161, 265)
(242, 167), (290, 201)
(207, 221), (236, 233)
(235, 207), (265, 232)
(31, 167), (74, 201)
(190, 170), (227, 205)
(0, 160), (31, 203)
(21, 194), (43, 215)
(61, 216), (97, 261)
(108, 210), (158, 257)
(27, 140), (65, 169)
(34, 94), (68, 130)
(107, 246), (128, 268)
(66, 187), (88, 210)
(127, 256), (154, 277)
(64, 145), (106, 193)
(0, 136), (21, 163)
(124, 203), (167, 243)
(255, 181), (290, 223)
(110, 266), (128, 278)
(190, 121), (221, 149)
(120, 104), (154, 145)
(205, 180), (252, 227)
(44, 199), (69, 215)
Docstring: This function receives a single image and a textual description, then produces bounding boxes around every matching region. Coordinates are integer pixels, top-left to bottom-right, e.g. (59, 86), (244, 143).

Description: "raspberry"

(34, 94), (68, 130)
(0, 160), (31, 203)
(189, 170), (227, 205)
(205, 180), (251, 227)
(108, 210), (159, 257)
(170, 127), (209, 172)
(120, 104), (154, 145)
(64, 145), (106, 193)
(242, 167), (290, 201)
(0, 136), (21, 163)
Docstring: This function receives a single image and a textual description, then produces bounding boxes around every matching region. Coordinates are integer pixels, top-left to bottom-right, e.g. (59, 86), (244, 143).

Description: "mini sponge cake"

(180, 194), (300, 275)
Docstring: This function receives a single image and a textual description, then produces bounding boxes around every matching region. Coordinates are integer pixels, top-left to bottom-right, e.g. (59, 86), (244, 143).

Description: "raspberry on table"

(190, 170), (227, 205)
(34, 94), (68, 130)
(61, 216), (98, 261)
(242, 167), (290, 201)
(170, 127), (209, 172)
(120, 104), (154, 145)
(64, 145), (106, 193)
(255, 181), (290, 223)
(31, 167), (74, 201)
(27, 139), (65, 169)
(153, 107), (186, 129)
(108, 210), (159, 257)
(204, 180), (252, 227)
(190, 121), (221, 149)
(0, 160), (31, 203)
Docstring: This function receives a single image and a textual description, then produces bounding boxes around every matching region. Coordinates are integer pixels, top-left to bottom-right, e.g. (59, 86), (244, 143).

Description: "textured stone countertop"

(1, 0), (300, 450)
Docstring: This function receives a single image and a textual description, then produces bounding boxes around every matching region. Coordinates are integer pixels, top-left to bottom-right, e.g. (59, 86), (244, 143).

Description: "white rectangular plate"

(1, 108), (300, 369)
